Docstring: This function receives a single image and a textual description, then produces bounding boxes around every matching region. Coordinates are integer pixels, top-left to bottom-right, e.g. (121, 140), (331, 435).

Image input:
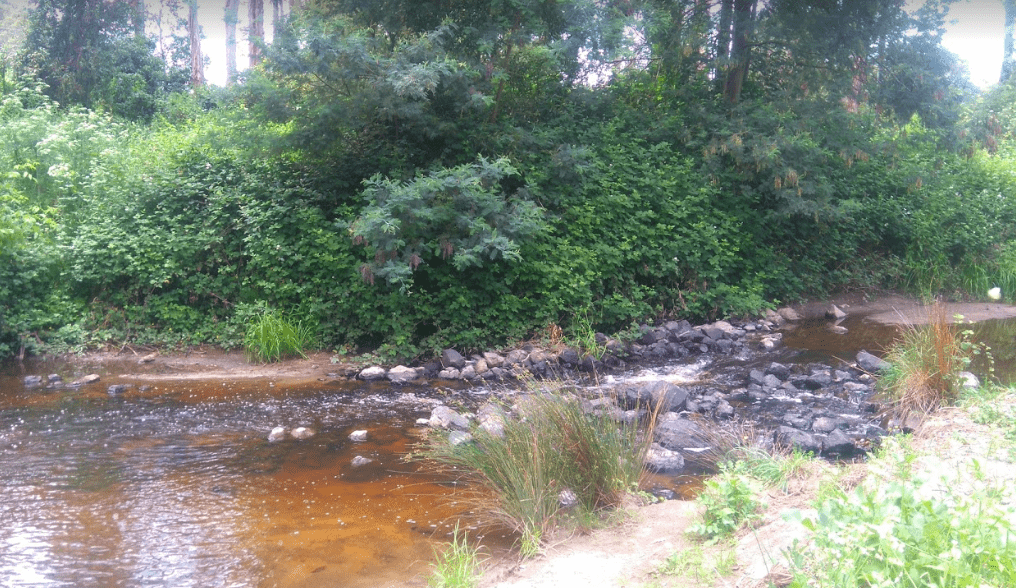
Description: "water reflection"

(0, 374), (475, 588)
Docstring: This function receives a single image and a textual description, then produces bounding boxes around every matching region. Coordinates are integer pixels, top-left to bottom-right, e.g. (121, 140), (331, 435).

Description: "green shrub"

(786, 473), (1016, 588)
(687, 464), (762, 542)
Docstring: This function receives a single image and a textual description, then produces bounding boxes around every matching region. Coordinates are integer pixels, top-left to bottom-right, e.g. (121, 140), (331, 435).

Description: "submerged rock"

(349, 430), (368, 442)
(291, 427), (315, 440)
(268, 426), (287, 442)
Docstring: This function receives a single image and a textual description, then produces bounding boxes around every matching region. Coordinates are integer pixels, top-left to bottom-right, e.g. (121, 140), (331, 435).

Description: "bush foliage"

(4, 1), (1016, 359)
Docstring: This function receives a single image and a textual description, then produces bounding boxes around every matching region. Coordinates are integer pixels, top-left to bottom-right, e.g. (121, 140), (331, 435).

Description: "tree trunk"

(225, 0), (239, 85)
(249, 0), (264, 68)
(273, 0), (283, 38)
(1003, 0), (1016, 83)
(188, 0), (204, 87)
(128, 0), (145, 38)
(716, 0), (733, 61)
(723, 0), (754, 104)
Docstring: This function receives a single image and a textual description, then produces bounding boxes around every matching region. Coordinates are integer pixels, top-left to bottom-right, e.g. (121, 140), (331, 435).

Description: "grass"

(877, 301), (973, 424)
(243, 305), (315, 363)
(420, 389), (656, 555)
(428, 524), (484, 588)
(655, 541), (737, 584)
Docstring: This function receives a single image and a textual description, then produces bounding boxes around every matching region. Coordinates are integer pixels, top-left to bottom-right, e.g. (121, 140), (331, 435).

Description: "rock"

(448, 430), (473, 446)
(645, 443), (686, 473)
(714, 400), (735, 420)
(957, 371), (980, 388)
(482, 351), (506, 368)
(291, 427), (315, 440)
(349, 430), (368, 442)
(558, 347), (580, 365)
(558, 489), (579, 509)
(856, 350), (889, 373)
(441, 348), (467, 369)
(473, 358), (489, 376)
(387, 365), (420, 384)
(81, 374), (100, 384)
(655, 414), (711, 451)
(477, 403), (506, 438)
(624, 381), (688, 412)
(825, 304), (847, 320)
(828, 324), (848, 335)
(460, 365), (477, 380)
(138, 352), (158, 364)
(429, 405), (470, 430)
(778, 307), (802, 321)
(351, 455), (373, 467)
(822, 429), (856, 455)
(774, 426), (821, 454)
(437, 368), (461, 380)
(107, 384), (129, 395)
(759, 335), (783, 351)
(268, 426), (287, 442)
(23, 375), (43, 387)
(811, 417), (838, 433)
(47, 374), (62, 384)
(505, 349), (529, 365)
(359, 366), (387, 381)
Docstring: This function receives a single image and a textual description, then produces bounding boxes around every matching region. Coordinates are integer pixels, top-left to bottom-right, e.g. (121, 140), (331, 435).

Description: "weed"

(687, 464), (762, 542)
(242, 304), (315, 363)
(428, 523), (483, 588)
(656, 541), (737, 584)
(785, 472), (1016, 588)
(420, 390), (655, 555)
(878, 302), (976, 424)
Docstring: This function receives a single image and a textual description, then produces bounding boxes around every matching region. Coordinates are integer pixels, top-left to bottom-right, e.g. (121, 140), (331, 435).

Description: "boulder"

(387, 365), (420, 384)
(856, 350), (890, 373)
(441, 348), (467, 369)
(822, 429), (856, 455)
(291, 427), (315, 440)
(825, 304), (848, 320)
(349, 430), (368, 442)
(774, 426), (821, 454)
(358, 366), (387, 381)
(645, 443), (686, 473)
(268, 426), (287, 442)
(351, 455), (373, 467)
(655, 414), (711, 450)
(482, 351), (506, 368)
(429, 405), (470, 430)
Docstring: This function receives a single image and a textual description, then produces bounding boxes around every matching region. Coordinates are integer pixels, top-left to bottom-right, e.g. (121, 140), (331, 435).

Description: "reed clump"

(421, 390), (655, 556)
(878, 301), (975, 424)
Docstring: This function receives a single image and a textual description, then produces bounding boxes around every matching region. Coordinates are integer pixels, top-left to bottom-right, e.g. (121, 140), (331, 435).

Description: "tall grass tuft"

(878, 301), (971, 423)
(243, 305), (314, 363)
(428, 524), (483, 588)
(422, 391), (654, 554)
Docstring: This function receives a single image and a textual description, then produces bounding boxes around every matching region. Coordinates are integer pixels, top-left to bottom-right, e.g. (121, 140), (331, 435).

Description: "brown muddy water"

(3, 313), (1016, 588)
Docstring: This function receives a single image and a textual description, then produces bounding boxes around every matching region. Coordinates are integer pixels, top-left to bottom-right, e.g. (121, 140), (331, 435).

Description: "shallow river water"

(3, 313), (1016, 587)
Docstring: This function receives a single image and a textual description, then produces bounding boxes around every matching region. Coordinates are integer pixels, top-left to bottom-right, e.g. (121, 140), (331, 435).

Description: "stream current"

(3, 313), (1016, 587)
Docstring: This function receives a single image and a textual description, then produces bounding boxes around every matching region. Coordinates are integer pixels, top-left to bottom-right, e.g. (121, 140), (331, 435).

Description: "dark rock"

(766, 362), (791, 379)
(23, 375), (43, 387)
(441, 348), (467, 369)
(107, 384), (129, 395)
(47, 374), (62, 384)
(579, 355), (602, 372)
(822, 429), (855, 455)
(856, 350), (889, 373)
(558, 347), (580, 365)
(775, 426), (821, 454)
(655, 414), (711, 450)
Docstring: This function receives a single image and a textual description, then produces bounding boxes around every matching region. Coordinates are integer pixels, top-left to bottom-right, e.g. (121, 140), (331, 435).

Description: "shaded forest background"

(4, 0), (1016, 361)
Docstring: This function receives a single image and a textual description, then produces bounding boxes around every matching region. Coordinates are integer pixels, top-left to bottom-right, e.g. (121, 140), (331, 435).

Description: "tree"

(1004, 0), (1016, 82)
(250, 0), (264, 67)
(224, 0), (239, 84)
(20, 0), (172, 120)
(187, 0), (203, 86)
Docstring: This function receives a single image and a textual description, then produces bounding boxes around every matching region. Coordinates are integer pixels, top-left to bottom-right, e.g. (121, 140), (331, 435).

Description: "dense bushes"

(5, 60), (1016, 360)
